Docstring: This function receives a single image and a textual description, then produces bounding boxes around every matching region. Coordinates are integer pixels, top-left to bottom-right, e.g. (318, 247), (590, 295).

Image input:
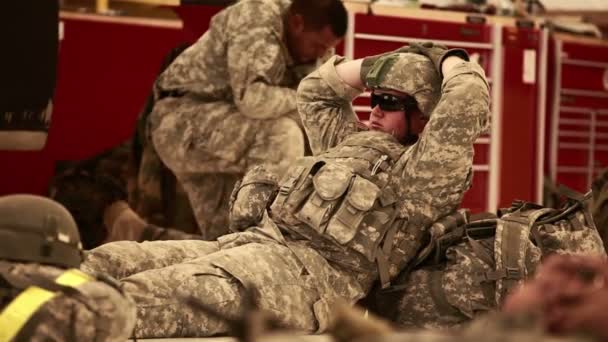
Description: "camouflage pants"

(178, 173), (240, 240)
(150, 97), (305, 240)
(81, 215), (364, 338)
(132, 141), (200, 235)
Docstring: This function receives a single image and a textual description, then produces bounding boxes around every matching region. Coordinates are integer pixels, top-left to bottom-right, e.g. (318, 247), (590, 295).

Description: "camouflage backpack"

(368, 190), (605, 330)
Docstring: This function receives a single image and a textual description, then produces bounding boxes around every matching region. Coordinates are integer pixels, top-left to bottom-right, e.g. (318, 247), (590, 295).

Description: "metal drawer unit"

(549, 35), (608, 191)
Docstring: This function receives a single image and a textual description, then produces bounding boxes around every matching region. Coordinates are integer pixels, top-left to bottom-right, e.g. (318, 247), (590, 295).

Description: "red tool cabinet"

(547, 34), (608, 193)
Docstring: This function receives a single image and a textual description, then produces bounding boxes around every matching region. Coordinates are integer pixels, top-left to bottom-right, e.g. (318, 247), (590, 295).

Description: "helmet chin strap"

(401, 110), (419, 145)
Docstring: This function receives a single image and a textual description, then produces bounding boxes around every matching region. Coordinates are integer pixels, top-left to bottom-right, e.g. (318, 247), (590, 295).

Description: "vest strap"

(428, 270), (468, 319)
(0, 268), (92, 342)
(376, 249), (391, 289)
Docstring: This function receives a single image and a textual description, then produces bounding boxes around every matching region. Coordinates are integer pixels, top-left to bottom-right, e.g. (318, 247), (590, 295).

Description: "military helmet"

(0, 194), (83, 268)
(364, 52), (441, 118)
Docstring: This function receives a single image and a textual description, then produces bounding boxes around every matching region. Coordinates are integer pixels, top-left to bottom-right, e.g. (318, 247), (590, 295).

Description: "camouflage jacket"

(295, 55), (491, 280)
(155, 0), (315, 120)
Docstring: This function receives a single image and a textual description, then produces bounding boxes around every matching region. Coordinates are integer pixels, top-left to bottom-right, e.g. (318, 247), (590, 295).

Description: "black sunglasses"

(370, 93), (417, 112)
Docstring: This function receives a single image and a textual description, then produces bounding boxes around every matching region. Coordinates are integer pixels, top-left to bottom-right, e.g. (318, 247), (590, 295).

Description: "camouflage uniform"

(130, 43), (199, 235)
(130, 137), (200, 235)
(82, 53), (490, 338)
(149, 0), (316, 240)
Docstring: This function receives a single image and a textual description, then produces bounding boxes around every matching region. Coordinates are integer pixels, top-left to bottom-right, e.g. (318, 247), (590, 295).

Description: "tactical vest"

(372, 190), (605, 329)
(269, 132), (407, 287)
(0, 262), (94, 342)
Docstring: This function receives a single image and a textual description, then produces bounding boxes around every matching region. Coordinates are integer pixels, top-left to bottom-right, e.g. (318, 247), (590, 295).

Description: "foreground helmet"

(0, 194), (83, 268)
(364, 52), (441, 118)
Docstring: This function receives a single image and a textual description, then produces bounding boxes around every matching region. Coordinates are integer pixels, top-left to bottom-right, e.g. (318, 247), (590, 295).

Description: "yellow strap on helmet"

(0, 269), (92, 342)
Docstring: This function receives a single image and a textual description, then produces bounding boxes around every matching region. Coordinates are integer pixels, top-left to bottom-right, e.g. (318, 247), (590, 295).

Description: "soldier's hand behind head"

(408, 41), (469, 76)
(359, 43), (433, 85)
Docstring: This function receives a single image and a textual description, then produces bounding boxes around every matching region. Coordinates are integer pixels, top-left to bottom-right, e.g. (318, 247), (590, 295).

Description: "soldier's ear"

(287, 13), (305, 35)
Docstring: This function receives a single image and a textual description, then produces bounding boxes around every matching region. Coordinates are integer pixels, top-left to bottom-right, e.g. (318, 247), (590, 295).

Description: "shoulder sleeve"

(226, 1), (297, 119)
(297, 56), (364, 155)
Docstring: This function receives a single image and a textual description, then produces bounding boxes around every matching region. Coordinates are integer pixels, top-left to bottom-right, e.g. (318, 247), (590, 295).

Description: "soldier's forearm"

(296, 56), (362, 154)
(441, 56), (466, 76)
(335, 59), (365, 91)
(413, 61), (488, 147)
(437, 62), (490, 132)
(236, 83), (297, 119)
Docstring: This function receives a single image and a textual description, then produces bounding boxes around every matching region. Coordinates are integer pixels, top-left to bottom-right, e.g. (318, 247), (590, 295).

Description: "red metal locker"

(547, 34), (608, 193)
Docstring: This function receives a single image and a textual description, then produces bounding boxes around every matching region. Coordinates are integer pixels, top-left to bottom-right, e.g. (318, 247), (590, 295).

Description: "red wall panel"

(0, 11), (205, 196)
(49, 18), (185, 160)
(561, 65), (606, 91)
(548, 36), (608, 192)
(461, 172), (488, 213)
(498, 26), (540, 207)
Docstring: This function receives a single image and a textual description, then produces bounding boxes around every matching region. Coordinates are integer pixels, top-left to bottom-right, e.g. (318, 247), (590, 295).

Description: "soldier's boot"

(51, 167), (201, 247)
(49, 168), (127, 249)
(103, 200), (148, 242)
(103, 201), (201, 241)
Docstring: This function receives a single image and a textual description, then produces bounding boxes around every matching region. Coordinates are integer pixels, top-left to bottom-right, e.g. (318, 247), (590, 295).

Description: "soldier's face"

(368, 90), (428, 141)
(288, 21), (341, 64)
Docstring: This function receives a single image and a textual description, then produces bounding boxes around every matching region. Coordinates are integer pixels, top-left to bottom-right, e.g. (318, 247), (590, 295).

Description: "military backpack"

(369, 190), (605, 330)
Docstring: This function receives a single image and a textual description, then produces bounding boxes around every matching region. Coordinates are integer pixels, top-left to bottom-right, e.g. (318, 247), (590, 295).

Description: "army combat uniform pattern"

(149, 0), (313, 239)
(82, 53), (490, 338)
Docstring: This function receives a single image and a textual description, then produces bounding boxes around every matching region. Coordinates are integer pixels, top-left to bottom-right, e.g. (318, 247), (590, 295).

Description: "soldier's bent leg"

(245, 116), (305, 172)
(81, 239), (219, 280)
(105, 200), (201, 242)
(123, 262), (243, 338)
(176, 117), (304, 240)
(179, 173), (240, 240)
(132, 142), (201, 235)
(150, 98), (262, 174)
(121, 241), (324, 338)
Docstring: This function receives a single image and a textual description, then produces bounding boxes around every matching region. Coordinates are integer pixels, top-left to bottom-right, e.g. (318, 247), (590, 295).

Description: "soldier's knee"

(81, 241), (141, 278)
(269, 117), (305, 162)
(149, 106), (185, 170)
